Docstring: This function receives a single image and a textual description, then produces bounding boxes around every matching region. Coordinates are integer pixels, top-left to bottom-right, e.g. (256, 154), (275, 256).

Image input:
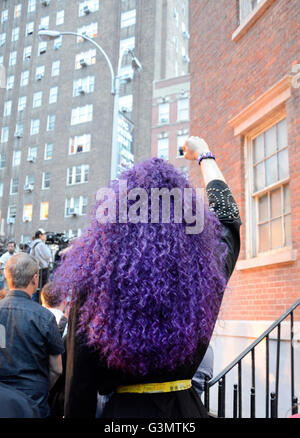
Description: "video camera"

(45, 232), (69, 248)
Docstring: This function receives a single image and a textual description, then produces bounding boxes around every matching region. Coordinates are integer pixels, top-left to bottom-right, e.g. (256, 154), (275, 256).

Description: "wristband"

(197, 151), (216, 165)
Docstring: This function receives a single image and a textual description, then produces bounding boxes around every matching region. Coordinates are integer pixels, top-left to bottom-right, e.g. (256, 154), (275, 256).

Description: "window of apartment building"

(0, 33), (6, 47)
(30, 119), (40, 135)
(12, 27), (20, 42)
(42, 172), (50, 189)
(239, 0), (263, 22)
(26, 22), (34, 36)
(28, 0), (36, 13)
(67, 165), (89, 185)
(249, 118), (291, 254)
(69, 134), (91, 154)
(0, 152), (6, 168)
(23, 46), (32, 60)
(79, 0), (99, 17)
(120, 36), (135, 53)
(1, 127), (9, 143)
(9, 51), (17, 66)
(14, 5), (22, 19)
(77, 23), (98, 42)
(40, 201), (49, 220)
(56, 10), (64, 25)
(44, 143), (53, 160)
(177, 98), (189, 121)
(23, 204), (33, 222)
(18, 96), (27, 112)
(49, 86), (58, 104)
(119, 95), (133, 113)
(7, 75), (14, 89)
(33, 91), (43, 108)
(25, 175), (35, 189)
(8, 206), (17, 222)
(71, 105), (93, 125)
(75, 50), (96, 69)
(158, 102), (170, 124)
(15, 123), (23, 137)
(157, 137), (169, 160)
(20, 71), (29, 86)
(65, 196), (88, 216)
(35, 65), (45, 81)
(0, 183), (3, 198)
(10, 177), (19, 195)
(47, 115), (55, 131)
(73, 76), (95, 96)
(3, 101), (12, 117)
(39, 16), (49, 30)
(53, 35), (62, 50)
(38, 41), (47, 55)
(65, 229), (82, 239)
(177, 132), (189, 157)
(28, 146), (37, 162)
(12, 150), (21, 167)
(121, 9), (136, 28)
(1, 10), (8, 24)
(51, 60), (60, 76)
(121, 0), (136, 11)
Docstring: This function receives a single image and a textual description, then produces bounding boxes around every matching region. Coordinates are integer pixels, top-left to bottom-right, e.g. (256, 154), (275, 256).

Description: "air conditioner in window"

(67, 207), (78, 216)
(27, 30), (34, 36)
(83, 6), (91, 14)
(41, 0), (50, 6)
(14, 131), (23, 138)
(24, 184), (34, 192)
(79, 59), (87, 67)
(7, 218), (16, 225)
(39, 48), (47, 55)
(27, 156), (36, 163)
(36, 73), (43, 81)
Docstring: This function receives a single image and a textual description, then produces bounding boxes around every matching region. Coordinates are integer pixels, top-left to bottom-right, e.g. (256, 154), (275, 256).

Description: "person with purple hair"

(54, 136), (241, 418)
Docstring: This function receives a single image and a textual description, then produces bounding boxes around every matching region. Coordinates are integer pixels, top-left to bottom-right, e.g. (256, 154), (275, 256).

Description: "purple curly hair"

(53, 158), (228, 375)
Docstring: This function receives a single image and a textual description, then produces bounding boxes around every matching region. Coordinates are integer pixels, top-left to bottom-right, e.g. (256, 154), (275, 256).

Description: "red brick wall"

(189, 0), (300, 321)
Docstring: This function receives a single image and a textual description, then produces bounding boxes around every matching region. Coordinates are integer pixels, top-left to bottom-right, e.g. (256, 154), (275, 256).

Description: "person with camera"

(30, 229), (51, 303)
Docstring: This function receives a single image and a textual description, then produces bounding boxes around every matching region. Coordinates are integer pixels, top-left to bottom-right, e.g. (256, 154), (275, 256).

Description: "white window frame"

(23, 46), (32, 60)
(9, 51), (17, 66)
(65, 196), (88, 216)
(39, 16), (49, 30)
(51, 60), (60, 76)
(77, 23), (98, 42)
(20, 71), (29, 87)
(47, 115), (55, 131)
(18, 96), (27, 112)
(28, 0), (36, 13)
(11, 27), (20, 42)
(44, 143), (53, 160)
(69, 134), (91, 154)
(10, 177), (19, 195)
(26, 22), (34, 36)
(79, 0), (99, 17)
(14, 4), (22, 19)
(49, 86), (58, 104)
(3, 101), (12, 117)
(158, 102), (170, 124)
(121, 9), (136, 28)
(1, 10), (8, 24)
(28, 147), (38, 161)
(71, 105), (93, 125)
(1, 127), (9, 143)
(42, 172), (51, 189)
(56, 10), (64, 25)
(0, 33), (6, 47)
(35, 65), (45, 80)
(67, 165), (89, 185)
(33, 91), (43, 108)
(7, 75), (14, 90)
(157, 137), (169, 160)
(30, 119), (40, 135)
(38, 41), (47, 55)
(40, 201), (49, 221)
(12, 150), (22, 167)
(177, 98), (189, 121)
(73, 76), (95, 96)
(75, 49), (96, 69)
(23, 204), (33, 223)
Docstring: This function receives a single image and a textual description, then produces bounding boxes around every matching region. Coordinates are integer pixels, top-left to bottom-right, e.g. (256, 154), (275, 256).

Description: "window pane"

(258, 194), (268, 222)
(278, 148), (289, 180)
(277, 118), (287, 149)
(283, 184), (290, 214)
(265, 155), (277, 186)
(271, 218), (283, 249)
(254, 162), (264, 191)
(270, 188), (281, 219)
(258, 223), (269, 253)
(284, 214), (292, 246)
(265, 125), (276, 157)
(253, 134), (264, 163)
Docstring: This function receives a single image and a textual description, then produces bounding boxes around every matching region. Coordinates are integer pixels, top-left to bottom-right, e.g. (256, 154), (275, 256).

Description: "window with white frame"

(0, 33), (6, 47)
(53, 35), (62, 50)
(65, 196), (88, 216)
(77, 23), (98, 42)
(14, 5), (22, 19)
(49, 86), (58, 104)
(1, 127), (9, 143)
(44, 143), (53, 160)
(67, 165), (89, 185)
(30, 119), (40, 135)
(239, 0), (263, 22)
(20, 71), (29, 86)
(28, 0), (36, 13)
(73, 76), (95, 96)
(249, 118), (291, 255)
(10, 177), (19, 195)
(121, 9), (136, 28)
(38, 41), (47, 55)
(12, 150), (21, 167)
(75, 50), (96, 69)
(56, 10), (64, 25)
(47, 115), (55, 131)
(15, 123), (23, 137)
(0, 152), (6, 168)
(51, 60), (60, 76)
(177, 98), (189, 121)
(25, 175), (35, 188)
(120, 37), (135, 53)
(42, 172), (50, 189)
(9, 51), (17, 66)
(7, 75), (14, 89)
(1, 10), (8, 24)
(35, 65), (45, 80)
(69, 134), (91, 154)
(177, 132), (189, 157)
(39, 16), (49, 30)
(33, 91), (43, 108)
(23, 46), (32, 60)
(12, 27), (19, 42)
(119, 95), (133, 113)
(28, 146), (37, 161)
(8, 206), (17, 221)
(71, 105), (93, 125)
(3, 101), (12, 117)
(158, 102), (170, 124)
(23, 204), (33, 222)
(0, 183), (3, 197)
(18, 96), (27, 112)
(40, 201), (49, 220)
(79, 0), (99, 17)
(157, 137), (169, 160)
(26, 22), (34, 36)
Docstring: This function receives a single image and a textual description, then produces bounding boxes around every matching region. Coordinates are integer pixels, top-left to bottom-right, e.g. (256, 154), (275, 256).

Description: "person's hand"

(183, 136), (211, 160)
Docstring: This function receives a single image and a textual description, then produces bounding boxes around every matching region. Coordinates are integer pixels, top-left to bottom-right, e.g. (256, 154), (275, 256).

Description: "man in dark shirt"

(0, 253), (64, 417)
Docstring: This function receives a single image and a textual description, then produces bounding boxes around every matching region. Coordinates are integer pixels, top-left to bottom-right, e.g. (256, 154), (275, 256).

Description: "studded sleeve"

(206, 179), (242, 279)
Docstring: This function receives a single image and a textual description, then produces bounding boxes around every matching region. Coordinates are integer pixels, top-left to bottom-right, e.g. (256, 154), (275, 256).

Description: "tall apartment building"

(0, 0), (190, 244)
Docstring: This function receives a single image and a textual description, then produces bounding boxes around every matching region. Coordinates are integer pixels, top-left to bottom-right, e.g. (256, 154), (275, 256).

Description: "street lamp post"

(38, 30), (142, 180)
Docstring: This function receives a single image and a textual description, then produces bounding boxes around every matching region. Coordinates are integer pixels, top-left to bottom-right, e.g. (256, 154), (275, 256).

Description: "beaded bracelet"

(197, 151), (216, 165)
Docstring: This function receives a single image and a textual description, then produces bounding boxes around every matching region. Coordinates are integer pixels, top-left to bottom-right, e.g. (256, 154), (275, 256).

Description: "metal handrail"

(205, 298), (300, 418)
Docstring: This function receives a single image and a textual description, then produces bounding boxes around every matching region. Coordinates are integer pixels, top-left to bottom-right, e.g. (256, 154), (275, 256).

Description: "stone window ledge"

(232, 0), (276, 42)
(236, 248), (297, 271)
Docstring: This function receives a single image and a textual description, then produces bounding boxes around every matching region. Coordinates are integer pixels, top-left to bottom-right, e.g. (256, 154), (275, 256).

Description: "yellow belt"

(116, 379), (192, 394)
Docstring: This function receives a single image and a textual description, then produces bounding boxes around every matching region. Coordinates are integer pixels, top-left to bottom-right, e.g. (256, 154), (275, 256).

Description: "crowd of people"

(0, 137), (242, 418)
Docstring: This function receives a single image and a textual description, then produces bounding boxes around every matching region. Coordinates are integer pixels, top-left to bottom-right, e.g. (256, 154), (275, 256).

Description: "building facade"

(190, 0), (300, 417)
(0, 0), (190, 244)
